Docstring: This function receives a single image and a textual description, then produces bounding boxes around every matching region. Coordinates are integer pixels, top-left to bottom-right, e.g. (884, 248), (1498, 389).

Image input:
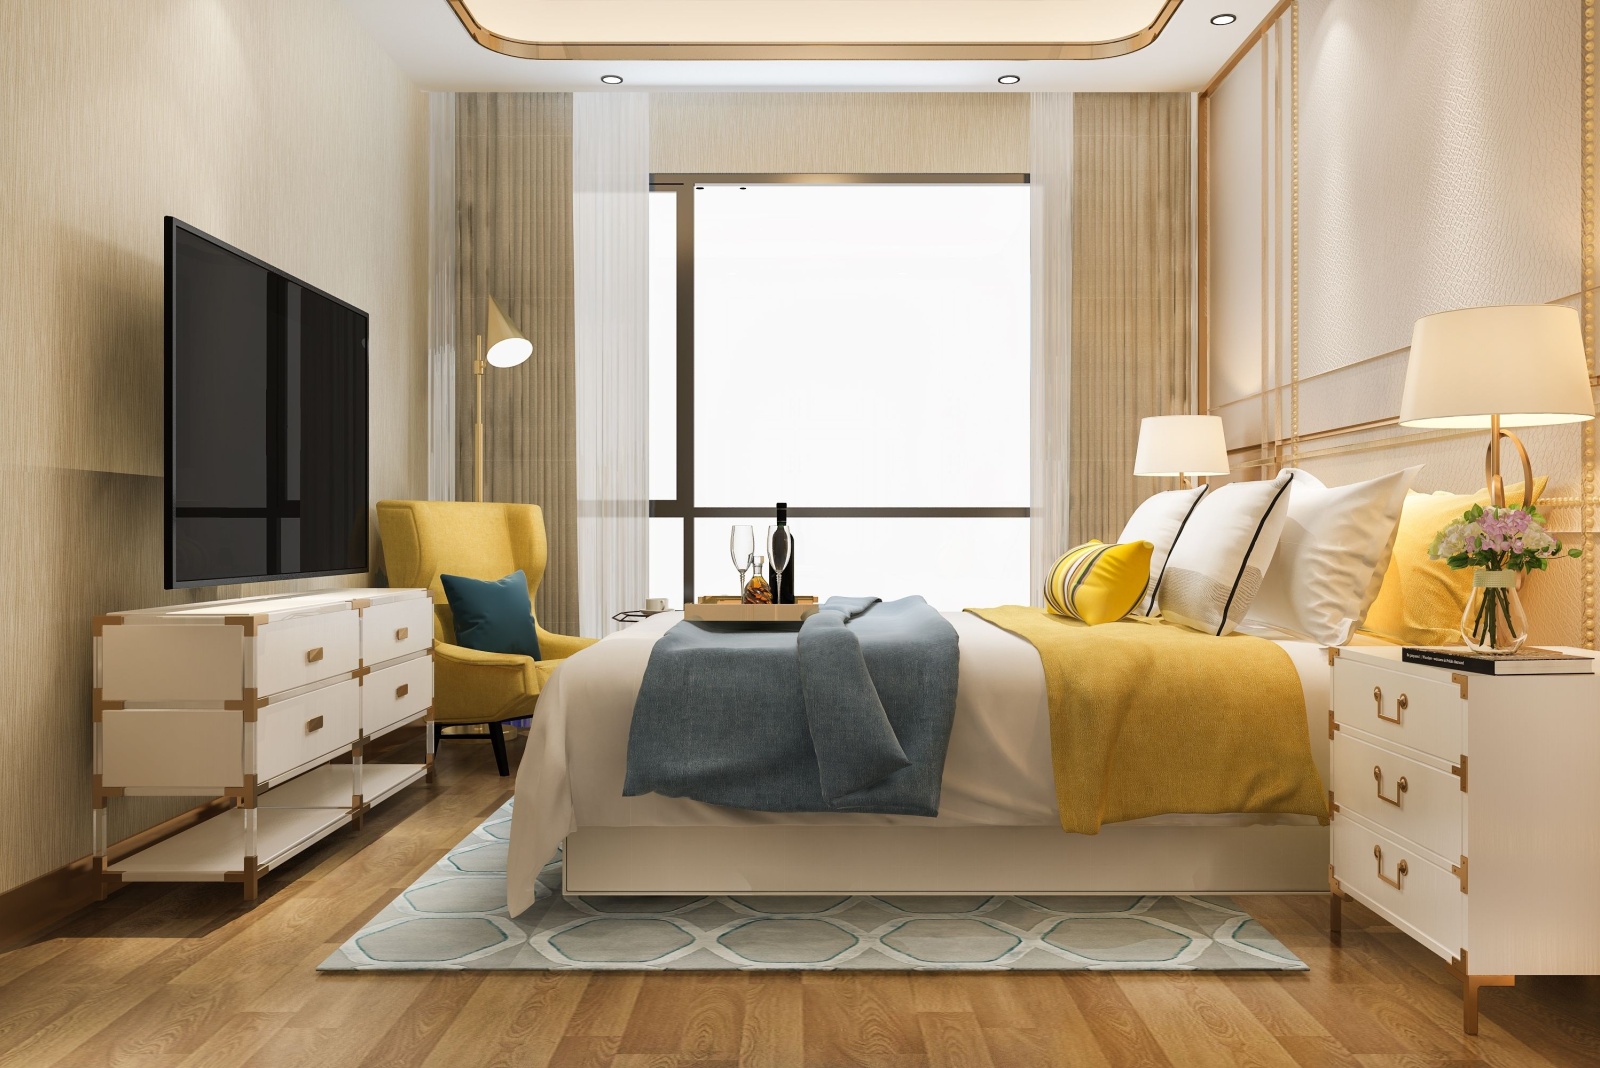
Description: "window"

(649, 176), (1031, 609)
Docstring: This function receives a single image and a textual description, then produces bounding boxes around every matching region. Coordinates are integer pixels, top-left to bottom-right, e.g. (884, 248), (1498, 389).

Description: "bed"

(505, 609), (1343, 914)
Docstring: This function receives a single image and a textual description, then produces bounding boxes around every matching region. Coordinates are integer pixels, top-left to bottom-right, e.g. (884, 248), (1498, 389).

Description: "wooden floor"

(2, 732), (1597, 1068)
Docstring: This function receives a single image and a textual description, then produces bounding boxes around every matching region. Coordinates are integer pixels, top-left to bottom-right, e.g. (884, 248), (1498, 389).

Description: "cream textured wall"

(1206, 0), (1586, 644)
(0, 0), (428, 894)
(649, 93), (1030, 173)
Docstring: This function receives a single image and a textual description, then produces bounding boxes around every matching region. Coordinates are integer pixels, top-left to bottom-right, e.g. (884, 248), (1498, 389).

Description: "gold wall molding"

(1583, 0), (1596, 647)
(445, 0), (1187, 61)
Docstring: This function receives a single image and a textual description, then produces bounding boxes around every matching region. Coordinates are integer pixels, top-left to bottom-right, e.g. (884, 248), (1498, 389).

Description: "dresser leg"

(1461, 973), (1514, 1035)
(242, 856), (259, 902)
(1329, 891), (1342, 938)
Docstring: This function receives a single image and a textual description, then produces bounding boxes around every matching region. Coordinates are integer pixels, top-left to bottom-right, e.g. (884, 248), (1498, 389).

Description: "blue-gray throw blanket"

(623, 596), (960, 815)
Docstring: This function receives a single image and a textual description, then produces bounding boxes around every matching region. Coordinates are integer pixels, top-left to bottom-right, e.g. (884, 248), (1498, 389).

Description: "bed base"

(562, 824), (1329, 896)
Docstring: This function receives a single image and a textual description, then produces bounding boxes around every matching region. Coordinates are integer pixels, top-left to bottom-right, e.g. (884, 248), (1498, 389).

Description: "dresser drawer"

(256, 678), (360, 784)
(1333, 816), (1463, 960)
(362, 655), (433, 738)
(1333, 732), (1462, 863)
(1333, 659), (1463, 763)
(255, 611), (360, 697)
(361, 596), (434, 667)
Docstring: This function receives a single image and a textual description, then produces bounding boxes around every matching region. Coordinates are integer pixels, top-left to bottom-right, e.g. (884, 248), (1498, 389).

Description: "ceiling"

(340, 0), (1277, 93)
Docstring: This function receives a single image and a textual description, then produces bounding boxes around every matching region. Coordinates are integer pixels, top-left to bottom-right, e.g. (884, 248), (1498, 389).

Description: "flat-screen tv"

(165, 218), (369, 589)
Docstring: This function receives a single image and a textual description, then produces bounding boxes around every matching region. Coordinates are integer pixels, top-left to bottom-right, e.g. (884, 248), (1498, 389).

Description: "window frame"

(649, 172), (1033, 606)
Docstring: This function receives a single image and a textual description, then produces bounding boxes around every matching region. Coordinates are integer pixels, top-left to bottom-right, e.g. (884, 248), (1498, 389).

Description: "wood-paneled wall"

(1069, 94), (1193, 545)
(0, 0), (428, 896)
(455, 94), (580, 635)
(649, 93), (1030, 174)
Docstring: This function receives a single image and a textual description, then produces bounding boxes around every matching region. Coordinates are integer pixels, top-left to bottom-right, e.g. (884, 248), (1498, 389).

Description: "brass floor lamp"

(474, 296), (533, 502)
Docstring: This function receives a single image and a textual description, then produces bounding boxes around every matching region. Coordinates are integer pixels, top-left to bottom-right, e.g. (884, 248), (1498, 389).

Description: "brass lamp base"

(1485, 414), (1536, 509)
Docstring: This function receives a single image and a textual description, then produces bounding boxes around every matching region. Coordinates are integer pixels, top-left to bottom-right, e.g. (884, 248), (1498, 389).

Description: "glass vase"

(1460, 568), (1527, 655)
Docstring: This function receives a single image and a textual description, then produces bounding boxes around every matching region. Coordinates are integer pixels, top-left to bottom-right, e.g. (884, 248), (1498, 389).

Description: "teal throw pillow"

(439, 570), (543, 660)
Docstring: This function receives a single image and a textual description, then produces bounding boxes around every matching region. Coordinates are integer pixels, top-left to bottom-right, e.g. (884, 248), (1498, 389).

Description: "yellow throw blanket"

(967, 606), (1328, 834)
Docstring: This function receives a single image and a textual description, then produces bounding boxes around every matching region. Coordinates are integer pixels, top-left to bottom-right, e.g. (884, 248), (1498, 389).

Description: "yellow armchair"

(376, 500), (598, 775)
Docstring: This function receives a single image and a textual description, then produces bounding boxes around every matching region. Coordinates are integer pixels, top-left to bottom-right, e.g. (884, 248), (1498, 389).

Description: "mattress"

(506, 610), (1341, 910)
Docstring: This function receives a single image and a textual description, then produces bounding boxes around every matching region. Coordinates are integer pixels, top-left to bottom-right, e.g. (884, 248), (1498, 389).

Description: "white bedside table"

(1328, 645), (1600, 1034)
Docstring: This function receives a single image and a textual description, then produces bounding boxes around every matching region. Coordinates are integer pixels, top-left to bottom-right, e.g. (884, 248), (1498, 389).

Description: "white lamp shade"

(485, 296), (533, 368)
(1133, 415), (1230, 477)
(1399, 305), (1594, 429)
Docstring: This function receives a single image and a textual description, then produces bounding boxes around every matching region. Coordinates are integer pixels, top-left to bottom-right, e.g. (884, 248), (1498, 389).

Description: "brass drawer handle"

(1374, 686), (1406, 724)
(305, 715), (324, 734)
(1374, 844), (1408, 889)
(395, 627), (409, 641)
(1374, 766), (1408, 807)
(306, 647), (325, 664)
(396, 683), (409, 700)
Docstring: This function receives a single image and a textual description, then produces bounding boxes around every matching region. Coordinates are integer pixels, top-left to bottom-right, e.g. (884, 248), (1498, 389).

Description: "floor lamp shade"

(1134, 415), (1230, 478)
(1399, 305), (1593, 429)
(485, 296), (533, 368)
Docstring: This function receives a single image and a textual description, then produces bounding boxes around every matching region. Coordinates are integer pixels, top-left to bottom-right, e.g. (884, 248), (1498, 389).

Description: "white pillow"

(1241, 466), (1421, 645)
(1117, 485), (1208, 616)
(1156, 472), (1294, 636)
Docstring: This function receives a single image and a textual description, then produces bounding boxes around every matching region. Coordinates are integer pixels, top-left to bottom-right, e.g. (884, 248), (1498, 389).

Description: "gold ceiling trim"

(444, 0), (1187, 61)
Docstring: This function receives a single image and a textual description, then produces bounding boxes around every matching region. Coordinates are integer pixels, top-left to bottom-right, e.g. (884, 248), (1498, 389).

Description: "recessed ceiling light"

(997, 74), (1021, 85)
(600, 74), (624, 84)
(1210, 13), (1237, 24)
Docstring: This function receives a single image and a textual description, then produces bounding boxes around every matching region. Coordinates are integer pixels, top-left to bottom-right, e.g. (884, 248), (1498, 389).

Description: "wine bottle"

(767, 502), (796, 605)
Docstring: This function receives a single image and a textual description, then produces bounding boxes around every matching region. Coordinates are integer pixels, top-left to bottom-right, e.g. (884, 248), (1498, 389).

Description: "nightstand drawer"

(1333, 658), (1463, 763)
(257, 678), (360, 785)
(1333, 732), (1462, 863)
(1333, 816), (1462, 960)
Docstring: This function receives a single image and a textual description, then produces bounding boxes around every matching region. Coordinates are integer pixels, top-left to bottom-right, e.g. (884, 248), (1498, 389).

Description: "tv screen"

(164, 218), (369, 589)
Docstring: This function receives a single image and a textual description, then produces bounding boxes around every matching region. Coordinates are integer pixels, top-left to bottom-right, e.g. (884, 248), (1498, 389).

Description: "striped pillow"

(1044, 540), (1154, 625)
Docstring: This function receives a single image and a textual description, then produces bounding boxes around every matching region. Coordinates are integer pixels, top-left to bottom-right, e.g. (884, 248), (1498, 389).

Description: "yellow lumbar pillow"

(1044, 540), (1154, 625)
(1359, 479), (1547, 646)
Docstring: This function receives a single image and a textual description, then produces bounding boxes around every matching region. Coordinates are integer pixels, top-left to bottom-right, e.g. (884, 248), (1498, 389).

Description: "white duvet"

(506, 610), (1333, 914)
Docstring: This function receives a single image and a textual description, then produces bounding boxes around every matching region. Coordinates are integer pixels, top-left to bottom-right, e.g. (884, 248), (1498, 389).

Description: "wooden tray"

(685, 599), (820, 623)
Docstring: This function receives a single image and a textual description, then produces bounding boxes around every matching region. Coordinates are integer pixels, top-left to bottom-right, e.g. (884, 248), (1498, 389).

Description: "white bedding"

(506, 610), (1338, 914)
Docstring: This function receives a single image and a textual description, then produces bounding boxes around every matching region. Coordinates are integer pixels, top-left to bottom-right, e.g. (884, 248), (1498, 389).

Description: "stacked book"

(1401, 646), (1596, 675)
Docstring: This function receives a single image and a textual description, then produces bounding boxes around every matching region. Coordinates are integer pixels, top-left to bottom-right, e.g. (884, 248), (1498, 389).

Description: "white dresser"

(1329, 645), (1600, 1034)
(93, 588), (435, 900)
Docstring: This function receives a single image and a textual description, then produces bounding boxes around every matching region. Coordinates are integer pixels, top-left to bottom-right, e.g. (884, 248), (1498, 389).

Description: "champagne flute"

(730, 524), (755, 592)
(767, 524), (792, 606)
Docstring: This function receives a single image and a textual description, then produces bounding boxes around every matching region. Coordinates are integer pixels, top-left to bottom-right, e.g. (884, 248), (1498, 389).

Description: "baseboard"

(0, 797), (235, 950)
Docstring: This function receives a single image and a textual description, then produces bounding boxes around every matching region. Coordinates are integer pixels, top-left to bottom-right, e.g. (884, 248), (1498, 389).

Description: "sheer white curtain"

(573, 93), (650, 636)
(1030, 92), (1074, 603)
(426, 92), (457, 502)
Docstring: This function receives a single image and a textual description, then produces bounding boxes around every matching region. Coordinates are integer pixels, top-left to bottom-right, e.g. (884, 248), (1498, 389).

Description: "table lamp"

(1134, 415), (1230, 488)
(474, 296), (533, 502)
(1399, 305), (1593, 507)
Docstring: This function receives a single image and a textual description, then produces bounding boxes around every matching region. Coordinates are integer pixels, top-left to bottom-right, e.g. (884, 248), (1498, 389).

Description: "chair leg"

(488, 721), (510, 777)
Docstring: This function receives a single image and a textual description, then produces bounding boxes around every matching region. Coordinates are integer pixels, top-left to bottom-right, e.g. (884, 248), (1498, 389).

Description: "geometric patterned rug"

(319, 801), (1308, 972)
